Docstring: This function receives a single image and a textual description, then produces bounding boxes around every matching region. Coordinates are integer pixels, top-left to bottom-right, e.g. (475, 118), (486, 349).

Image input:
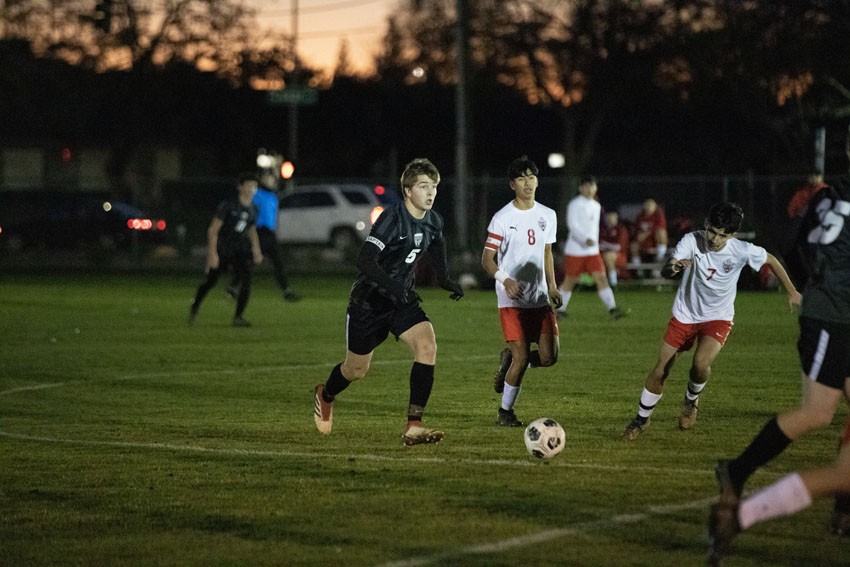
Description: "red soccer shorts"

(662, 317), (733, 352)
(499, 306), (559, 343)
(563, 254), (605, 278)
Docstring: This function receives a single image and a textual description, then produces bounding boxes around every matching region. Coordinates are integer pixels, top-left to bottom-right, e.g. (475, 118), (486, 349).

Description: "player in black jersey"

(709, 142), (850, 564)
(313, 158), (464, 446)
(189, 174), (264, 327)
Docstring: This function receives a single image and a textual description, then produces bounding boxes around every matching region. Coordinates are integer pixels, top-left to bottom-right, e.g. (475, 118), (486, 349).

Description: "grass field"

(1, 273), (847, 566)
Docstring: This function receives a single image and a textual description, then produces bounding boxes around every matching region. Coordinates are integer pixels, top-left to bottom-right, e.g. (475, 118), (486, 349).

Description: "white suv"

(276, 184), (393, 249)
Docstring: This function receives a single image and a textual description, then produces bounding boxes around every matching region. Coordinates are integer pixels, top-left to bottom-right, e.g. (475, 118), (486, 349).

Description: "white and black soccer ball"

(524, 417), (565, 459)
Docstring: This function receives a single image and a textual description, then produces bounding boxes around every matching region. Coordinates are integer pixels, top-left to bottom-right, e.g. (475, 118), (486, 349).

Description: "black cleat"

(497, 407), (524, 427)
(830, 511), (850, 536)
(494, 348), (512, 394)
(232, 316), (252, 327)
(283, 289), (301, 302)
(708, 501), (740, 567)
(609, 306), (631, 319)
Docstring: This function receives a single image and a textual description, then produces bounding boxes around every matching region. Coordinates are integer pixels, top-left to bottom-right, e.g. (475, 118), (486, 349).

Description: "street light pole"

(287, 0), (299, 194)
(454, 0), (469, 252)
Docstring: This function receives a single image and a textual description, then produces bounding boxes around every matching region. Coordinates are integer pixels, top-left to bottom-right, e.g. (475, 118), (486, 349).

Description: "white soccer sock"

(608, 269), (618, 287)
(638, 388), (663, 419)
(655, 244), (667, 260)
(558, 290), (571, 312)
(685, 379), (706, 401)
(598, 287), (616, 310)
(501, 383), (521, 411)
(738, 473), (812, 530)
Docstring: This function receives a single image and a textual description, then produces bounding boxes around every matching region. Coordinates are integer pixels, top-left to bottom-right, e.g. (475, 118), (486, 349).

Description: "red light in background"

(280, 161), (294, 179)
(374, 186), (385, 195)
(60, 147), (72, 163)
(141, 219), (152, 230)
(127, 219), (134, 229)
(156, 220), (166, 231)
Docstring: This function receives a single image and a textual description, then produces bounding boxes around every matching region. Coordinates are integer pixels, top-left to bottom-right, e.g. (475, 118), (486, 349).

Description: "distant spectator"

(630, 198), (669, 266)
(787, 173), (828, 219)
(599, 210), (630, 287)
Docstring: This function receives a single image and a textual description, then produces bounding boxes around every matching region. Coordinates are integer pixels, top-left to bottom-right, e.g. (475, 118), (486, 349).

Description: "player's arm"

(248, 226), (263, 265)
(764, 252), (802, 310)
(544, 243), (562, 309)
(206, 216), (223, 269)
(429, 234), (463, 300)
(661, 257), (692, 278)
(481, 247), (522, 299)
(567, 204), (593, 246)
(357, 238), (417, 305)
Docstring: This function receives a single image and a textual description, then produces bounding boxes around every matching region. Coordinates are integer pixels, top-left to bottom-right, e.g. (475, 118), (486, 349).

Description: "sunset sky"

(248, 0), (399, 74)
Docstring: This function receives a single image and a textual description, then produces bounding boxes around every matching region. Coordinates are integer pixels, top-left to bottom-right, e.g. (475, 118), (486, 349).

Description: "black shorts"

(346, 300), (430, 355)
(798, 316), (850, 390)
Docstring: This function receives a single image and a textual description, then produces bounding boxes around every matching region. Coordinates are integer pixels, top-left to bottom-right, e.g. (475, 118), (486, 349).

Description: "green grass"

(1, 273), (847, 566)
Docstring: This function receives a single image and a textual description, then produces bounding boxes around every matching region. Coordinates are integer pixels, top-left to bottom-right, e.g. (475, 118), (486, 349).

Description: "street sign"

(266, 85), (318, 106)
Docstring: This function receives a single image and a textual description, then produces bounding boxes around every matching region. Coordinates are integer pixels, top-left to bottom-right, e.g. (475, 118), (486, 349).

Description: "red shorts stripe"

(662, 317), (733, 352)
(499, 306), (559, 343)
(563, 254), (606, 278)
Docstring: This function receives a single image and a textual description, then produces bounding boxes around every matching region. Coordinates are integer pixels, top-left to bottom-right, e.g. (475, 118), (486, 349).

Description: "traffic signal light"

(280, 161), (294, 179)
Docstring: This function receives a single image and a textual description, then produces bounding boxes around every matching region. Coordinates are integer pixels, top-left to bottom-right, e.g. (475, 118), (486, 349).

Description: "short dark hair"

(508, 155), (538, 179)
(237, 172), (258, 186)
(707, 202), (744, 233)
(579, 175), (597, 186)
(400, 158), (440, 189)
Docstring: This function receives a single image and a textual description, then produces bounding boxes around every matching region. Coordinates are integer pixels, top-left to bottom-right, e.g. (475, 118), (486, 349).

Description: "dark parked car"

(0, 191), (169, 251)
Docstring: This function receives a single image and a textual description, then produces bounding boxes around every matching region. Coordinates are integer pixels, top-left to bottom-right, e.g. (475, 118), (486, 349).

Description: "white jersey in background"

(671, 231), (767, 323)
(563, 195), (601, 256)
(485, 201), (558, 309)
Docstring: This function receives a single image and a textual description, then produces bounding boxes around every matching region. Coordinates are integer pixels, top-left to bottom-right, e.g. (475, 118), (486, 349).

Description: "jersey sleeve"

(485, 213), (504, 252)
(364, 206), (397, 253)
(214, 200), (230, 220)
(745, 242), (768, 271)
(546, 209), (557, 244)
(671, 232), (695, 260)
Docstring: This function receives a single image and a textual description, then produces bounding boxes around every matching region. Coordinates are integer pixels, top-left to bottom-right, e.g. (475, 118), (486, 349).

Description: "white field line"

(0, 351), (648, 396)
(0, 429), (719, 476)
(0, 355), (494, 395)
(373, 496), (717, 567)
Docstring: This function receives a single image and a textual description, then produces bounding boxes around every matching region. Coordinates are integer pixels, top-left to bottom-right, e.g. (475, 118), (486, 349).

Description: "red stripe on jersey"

(484, 242), (499, 251)
(488, 232), (504, 241)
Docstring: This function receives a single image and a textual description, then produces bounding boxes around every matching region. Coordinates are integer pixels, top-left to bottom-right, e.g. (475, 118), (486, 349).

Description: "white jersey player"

(481, 156), (562, 427)
(555, 176), (628, 319)
(622, 202), (801, 440)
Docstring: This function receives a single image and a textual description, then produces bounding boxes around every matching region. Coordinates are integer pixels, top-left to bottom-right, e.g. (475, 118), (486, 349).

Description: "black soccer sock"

(835, 493), (850, 515)
(323, 363), (350, 402)
(408, 361), (435, 422)
(235, 276), (251, 317)
(728, 416), (792, 490)
(528, 350), (541, 368)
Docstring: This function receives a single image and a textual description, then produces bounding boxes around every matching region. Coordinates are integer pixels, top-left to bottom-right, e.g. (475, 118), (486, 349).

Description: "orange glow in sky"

(248, 0), (397, 74)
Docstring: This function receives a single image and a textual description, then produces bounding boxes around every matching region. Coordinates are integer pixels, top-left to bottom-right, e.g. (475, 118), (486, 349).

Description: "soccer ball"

(524, 417), (566, 459)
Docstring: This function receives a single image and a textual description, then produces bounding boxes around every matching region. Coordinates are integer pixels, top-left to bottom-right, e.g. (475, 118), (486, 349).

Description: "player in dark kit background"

(709, 143), (850, 564)
(227, 171), (300, 302)
(313, 158), (464, 446)
(189, 173), (264, 327)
